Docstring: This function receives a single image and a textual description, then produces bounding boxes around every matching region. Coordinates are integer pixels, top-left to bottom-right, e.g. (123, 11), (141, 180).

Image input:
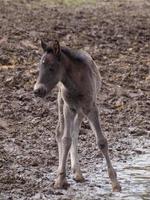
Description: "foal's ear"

(53, 40), (61, 57)
(41, 39), (47, 51)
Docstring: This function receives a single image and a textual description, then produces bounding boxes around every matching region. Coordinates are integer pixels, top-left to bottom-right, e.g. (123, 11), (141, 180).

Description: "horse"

(34, 40), (121, 192)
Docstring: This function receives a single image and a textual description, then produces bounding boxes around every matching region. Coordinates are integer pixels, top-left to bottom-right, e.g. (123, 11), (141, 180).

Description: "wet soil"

(0, 0), (150, 199)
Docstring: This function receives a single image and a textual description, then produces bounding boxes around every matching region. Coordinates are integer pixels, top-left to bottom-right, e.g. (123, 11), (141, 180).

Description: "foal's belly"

(61, 88), (95, 113)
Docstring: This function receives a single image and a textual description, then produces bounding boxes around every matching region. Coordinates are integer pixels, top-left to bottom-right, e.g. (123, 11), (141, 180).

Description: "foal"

(34, 40), (121, 192)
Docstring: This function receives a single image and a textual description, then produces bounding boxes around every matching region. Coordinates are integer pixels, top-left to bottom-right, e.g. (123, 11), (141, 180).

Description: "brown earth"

(0, 0), (150, 199)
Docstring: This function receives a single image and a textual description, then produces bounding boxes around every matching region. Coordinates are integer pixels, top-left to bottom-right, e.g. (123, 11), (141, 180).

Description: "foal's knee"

(62, 136), (72, 151)
(97, 137), (108, 150)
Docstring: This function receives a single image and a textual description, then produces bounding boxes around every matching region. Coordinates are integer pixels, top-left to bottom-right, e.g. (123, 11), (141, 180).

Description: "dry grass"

(39, 0), (96, 6)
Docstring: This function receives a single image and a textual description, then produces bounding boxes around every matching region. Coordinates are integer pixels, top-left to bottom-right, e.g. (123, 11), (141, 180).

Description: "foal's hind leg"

(86, 105), (121, 192)
(70, 113), (84, 182)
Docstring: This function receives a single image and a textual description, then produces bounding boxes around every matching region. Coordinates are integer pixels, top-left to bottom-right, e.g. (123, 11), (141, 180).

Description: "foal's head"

(34, 40), (63, 98)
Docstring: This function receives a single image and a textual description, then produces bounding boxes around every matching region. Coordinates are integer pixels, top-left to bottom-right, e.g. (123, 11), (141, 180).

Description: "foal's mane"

(61, 47), (85, 63)
(45, 46), (85, 63)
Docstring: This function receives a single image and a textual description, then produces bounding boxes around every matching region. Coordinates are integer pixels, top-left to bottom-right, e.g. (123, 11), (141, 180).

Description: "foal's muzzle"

(34, 84), (47, 98)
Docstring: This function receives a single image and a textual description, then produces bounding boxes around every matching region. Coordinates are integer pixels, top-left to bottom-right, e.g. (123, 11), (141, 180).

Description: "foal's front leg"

(56, 89), (64, 168)
(54, 103), (76, 189)
(70, 113), (84, 182)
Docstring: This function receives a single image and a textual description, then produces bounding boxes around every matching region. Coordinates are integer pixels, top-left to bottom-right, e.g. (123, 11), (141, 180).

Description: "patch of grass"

(40, 0), (96, 6)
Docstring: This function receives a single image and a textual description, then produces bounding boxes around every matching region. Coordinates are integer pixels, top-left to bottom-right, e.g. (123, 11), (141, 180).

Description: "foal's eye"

(48, 64), (55, 72)
(49, 67), (54, 72)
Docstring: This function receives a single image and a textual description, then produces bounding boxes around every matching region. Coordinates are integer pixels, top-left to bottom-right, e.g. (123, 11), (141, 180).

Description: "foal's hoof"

(53, 178), (70, 190)
(73, 172), (85, 182)
(112, 182), (122, 192)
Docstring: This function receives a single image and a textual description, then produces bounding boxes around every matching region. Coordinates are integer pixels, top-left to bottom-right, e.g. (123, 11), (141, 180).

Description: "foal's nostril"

(34, 87), (47, 98)
(34, 89), (40, 97)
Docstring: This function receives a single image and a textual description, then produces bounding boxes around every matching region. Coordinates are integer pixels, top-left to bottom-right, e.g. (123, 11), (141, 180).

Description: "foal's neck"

(61, 54), (79, 96)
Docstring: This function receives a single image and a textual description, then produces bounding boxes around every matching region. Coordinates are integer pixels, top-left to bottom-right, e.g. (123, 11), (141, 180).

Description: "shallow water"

(110, 152), (150, 200)
(49, 150), (150, 200)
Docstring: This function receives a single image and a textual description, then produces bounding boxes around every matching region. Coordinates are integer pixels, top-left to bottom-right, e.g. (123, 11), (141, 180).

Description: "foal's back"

(60, 47), (101, 112)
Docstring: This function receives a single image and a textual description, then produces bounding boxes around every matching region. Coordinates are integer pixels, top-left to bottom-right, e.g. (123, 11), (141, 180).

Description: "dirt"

(0, 0), (150, 199)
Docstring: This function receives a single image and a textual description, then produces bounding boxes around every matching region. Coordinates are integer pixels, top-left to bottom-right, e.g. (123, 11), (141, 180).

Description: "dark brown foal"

(34, 40), (121, 192)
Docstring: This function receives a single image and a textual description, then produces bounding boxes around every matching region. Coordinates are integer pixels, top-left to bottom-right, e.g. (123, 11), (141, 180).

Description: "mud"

(0, 0), (150, 199)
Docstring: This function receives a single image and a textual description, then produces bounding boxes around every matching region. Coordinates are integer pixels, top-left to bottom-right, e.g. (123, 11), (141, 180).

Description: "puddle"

(111, 152), (150, 200)
(49, 150), (150, 200)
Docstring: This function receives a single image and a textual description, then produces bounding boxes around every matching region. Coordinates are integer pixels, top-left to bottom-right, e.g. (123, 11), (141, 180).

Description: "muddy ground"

(0, 0), (150, 199)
